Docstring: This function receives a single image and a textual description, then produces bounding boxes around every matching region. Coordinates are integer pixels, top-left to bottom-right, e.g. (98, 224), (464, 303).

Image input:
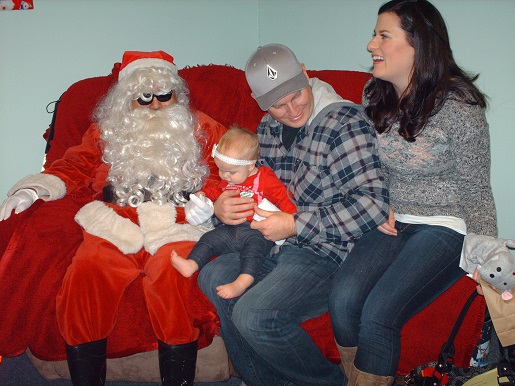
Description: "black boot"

(158, 339), (198, 386)
(65, 338), (107, 386)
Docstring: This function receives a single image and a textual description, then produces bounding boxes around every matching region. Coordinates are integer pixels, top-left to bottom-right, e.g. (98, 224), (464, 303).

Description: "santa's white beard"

(101, 104), (207, 206)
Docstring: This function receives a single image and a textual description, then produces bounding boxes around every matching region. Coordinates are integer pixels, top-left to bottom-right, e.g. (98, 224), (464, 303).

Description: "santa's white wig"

(95, 66), (208, 207)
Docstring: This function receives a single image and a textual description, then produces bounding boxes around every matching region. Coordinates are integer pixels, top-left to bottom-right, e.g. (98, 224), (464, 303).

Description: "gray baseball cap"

(245, 43), (308, 111)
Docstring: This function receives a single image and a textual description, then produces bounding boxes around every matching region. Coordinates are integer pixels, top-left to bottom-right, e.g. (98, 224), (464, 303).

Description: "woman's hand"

(472, 268), (484, 296)
(377, 207), (397, 236)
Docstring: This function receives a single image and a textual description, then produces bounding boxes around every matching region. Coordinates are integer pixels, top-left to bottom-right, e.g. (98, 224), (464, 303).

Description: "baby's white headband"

(211, 144), (256, 166)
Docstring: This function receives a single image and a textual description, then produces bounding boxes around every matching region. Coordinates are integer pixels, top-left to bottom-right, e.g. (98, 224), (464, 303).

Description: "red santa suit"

(9, 110), (226, 346)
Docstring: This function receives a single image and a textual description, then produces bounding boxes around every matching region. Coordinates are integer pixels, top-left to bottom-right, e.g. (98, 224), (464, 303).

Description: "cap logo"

(267, 65), (278, 80)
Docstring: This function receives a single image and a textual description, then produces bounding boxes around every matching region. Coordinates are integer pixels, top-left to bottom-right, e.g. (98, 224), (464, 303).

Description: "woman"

(328, 0), (497, 384)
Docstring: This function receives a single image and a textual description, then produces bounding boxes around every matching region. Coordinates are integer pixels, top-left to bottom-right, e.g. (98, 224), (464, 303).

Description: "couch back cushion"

(43, 64), (372, 169)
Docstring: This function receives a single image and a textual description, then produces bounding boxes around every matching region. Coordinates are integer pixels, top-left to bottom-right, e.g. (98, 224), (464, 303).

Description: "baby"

(171, 127), (296, 298)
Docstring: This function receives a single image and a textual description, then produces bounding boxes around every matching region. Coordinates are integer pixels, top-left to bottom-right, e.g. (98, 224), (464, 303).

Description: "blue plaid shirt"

(257, 101), (389, 265)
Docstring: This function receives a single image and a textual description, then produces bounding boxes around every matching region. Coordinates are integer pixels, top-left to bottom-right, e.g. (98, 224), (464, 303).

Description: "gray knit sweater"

(366, 96), (497, 237)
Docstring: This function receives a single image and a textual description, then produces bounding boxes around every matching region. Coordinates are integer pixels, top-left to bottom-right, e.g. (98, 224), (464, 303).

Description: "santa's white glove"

(185, 194), (214, 226)
(0, 188), (39, 221)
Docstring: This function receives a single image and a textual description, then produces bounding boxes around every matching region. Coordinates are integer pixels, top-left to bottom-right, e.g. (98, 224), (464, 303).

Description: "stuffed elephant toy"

(461, 234), (515, 301)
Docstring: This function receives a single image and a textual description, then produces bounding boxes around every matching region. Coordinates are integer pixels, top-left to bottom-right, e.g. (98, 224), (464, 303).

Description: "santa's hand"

(185, 193), (214, 225)
(0, 188), (39, 221)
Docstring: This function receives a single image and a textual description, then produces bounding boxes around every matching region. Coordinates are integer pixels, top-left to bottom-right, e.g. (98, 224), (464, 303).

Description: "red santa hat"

(118, 50), (177, 80)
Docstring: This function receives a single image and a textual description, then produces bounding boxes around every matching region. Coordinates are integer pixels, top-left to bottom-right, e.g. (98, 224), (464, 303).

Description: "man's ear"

(301, 64), (310, 81)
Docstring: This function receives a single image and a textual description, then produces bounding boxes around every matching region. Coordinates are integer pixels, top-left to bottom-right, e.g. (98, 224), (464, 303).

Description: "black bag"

(404, 291), (478, 385)
(404, 290), (515, 386)
(497, 344), (515, 385)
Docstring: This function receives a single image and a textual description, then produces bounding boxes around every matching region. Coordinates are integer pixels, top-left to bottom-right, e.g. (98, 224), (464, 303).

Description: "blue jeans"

(189, 222), (274, 278)
(199, 246), (345, 386)
(329, 222), (465, 377)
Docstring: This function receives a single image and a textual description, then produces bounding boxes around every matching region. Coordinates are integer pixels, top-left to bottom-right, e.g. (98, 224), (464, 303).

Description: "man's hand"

(0, 188), (39, 221)
(213, 189), (255, 225)
(250, 206), (296, 242)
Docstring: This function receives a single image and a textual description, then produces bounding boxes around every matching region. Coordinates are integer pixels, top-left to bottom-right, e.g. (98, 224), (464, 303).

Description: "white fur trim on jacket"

(137, 201), (202, 255)
(8, 173), (66, 201)
(74, 200), (144, 254)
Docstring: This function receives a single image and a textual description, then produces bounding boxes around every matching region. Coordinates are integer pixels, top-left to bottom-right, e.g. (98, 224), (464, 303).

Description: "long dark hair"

(364, 0), (486, 142)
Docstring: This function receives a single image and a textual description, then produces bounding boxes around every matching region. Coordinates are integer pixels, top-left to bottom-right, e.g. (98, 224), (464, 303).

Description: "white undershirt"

(395, 213), (467, 235)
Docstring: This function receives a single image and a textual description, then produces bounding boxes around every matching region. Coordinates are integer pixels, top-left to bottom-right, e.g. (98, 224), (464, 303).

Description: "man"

(0, 50), (226, 385)
(198, 44), (389, 385)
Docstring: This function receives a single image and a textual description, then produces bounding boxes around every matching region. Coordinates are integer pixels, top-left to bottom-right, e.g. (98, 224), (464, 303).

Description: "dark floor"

(0, 353), (242, 386)
(0, 334), (503, 386)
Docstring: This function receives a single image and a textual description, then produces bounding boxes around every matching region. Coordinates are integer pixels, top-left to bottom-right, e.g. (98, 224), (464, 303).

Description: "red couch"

(0, 63), (486, 382)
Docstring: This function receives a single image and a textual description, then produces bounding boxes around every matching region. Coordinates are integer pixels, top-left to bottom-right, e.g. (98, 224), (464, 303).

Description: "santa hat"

(118, 50), (177, 80)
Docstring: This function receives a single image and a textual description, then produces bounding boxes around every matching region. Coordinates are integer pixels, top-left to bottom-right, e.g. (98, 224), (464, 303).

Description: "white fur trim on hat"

(74, 200), (144, 254)
(137, 201), (202, 255)
(119, 58), (178, 80)
(118, 50), (177, 80)
(8, 173), (66, 201)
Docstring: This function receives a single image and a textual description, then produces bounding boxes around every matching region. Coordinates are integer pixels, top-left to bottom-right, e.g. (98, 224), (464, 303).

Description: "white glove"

(0, 188), (39, 221)
(185, 194), (214, 226)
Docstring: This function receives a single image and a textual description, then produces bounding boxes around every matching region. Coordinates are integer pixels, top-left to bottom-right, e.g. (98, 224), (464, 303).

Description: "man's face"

(131, 91), (178, 110)
(267, 86), (314, 128)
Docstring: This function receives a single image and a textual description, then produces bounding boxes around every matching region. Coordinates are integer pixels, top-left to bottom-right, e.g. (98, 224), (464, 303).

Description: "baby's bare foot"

(217, 273), (255, 299)
(170, 251), (198, 278)
(216, 281), (248, 299)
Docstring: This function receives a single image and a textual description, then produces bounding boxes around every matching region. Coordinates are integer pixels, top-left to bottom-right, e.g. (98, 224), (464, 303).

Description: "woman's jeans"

(199, 245), (345, 386)
(329, 222), (465, 377)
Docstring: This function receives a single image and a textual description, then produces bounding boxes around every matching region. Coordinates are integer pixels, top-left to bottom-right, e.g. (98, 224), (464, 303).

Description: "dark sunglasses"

(136, 91), (174, 106)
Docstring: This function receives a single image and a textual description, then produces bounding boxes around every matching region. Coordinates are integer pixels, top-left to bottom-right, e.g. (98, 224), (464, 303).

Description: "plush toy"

(461, 234), (515, 301)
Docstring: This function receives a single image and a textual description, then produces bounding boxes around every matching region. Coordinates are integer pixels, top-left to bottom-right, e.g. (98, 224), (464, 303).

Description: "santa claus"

(0, 50), (227, 385)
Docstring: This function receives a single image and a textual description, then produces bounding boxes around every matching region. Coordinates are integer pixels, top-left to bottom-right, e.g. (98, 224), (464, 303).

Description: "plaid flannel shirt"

(257, 101), (389, 265)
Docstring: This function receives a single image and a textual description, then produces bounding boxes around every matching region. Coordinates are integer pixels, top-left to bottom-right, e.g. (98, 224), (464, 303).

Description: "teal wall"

(1, 0), (513, 238)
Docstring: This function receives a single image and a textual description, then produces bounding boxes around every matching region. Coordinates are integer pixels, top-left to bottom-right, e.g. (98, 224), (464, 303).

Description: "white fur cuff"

(137, 201), (202, 255)
(75, 200), (144, 254)
(8, 173), (66, 201)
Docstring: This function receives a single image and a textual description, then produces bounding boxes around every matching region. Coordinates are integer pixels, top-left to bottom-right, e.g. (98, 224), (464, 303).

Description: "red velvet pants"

(56, 206), (199, 347)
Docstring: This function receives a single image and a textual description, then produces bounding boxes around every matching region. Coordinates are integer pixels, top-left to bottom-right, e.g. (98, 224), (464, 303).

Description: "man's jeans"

(329, 222), (465, 376)
(199, 245), (345, 386)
